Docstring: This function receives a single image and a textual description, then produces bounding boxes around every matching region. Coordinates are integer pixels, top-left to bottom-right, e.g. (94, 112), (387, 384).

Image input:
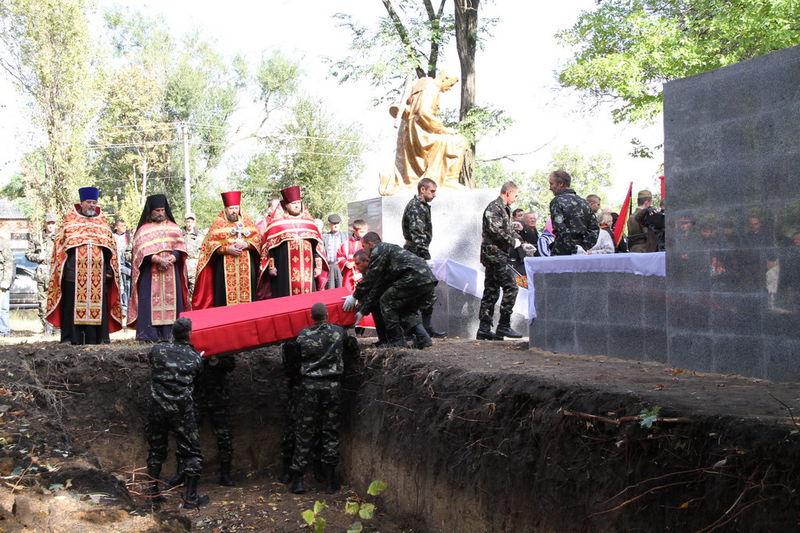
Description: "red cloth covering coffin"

(181, 287), (356, 356)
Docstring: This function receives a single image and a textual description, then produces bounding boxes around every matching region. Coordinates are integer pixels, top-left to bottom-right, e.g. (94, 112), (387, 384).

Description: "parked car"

(10, 254), (39, 309)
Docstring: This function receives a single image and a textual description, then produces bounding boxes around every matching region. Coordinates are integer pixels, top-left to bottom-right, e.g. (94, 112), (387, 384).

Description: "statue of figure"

(380, 72), (469, 196)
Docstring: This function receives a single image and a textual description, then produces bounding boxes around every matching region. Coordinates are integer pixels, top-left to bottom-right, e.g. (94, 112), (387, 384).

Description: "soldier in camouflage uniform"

(195, 354), (236, 486)
(167, 354), (236, 488)
(26, 214), (59, 335)
(278, 340), (303, 484)
(548, 170), (599, 256)
(401, 177), (445, 338)
(358, 232), (436, 348)
(477, 182), (523, 341)
(144, 317), (208, 509)
(181, 213), (205, 298)
(286, 302), (358, 494)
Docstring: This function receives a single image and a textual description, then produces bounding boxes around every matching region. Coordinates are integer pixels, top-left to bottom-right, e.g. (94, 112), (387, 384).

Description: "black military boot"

(183, 476), (210, 509)
(278, 457), (293, 484)
(322, 463), (340, 494)
(145, 464), (163, 503)
(422, 312), (446, 338)
(496, 319), (523, 339)
(385, 325), (408, 348)
(219, 461), (235, 487)
(289, 470), (305, 494)
(411, 323), (432, 349)
(476, 322), (502, 341)
(165, 462), (185, 488)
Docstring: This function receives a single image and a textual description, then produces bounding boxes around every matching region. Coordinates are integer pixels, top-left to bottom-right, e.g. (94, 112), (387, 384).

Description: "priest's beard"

(81, 208), (98, 217)
(150, 214), (166, 222)
(226, 214), (239, 222)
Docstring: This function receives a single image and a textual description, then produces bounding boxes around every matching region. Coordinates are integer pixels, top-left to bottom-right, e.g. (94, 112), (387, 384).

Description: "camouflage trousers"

(146, 405), (202, 477)
(172, 399), (233, 466)
(379, 281), (436, 333)
(36, 281), (47, 325)
(291, 378), (341, 473)
(280, 383), (300, 461)
(479, 261), (518, 326)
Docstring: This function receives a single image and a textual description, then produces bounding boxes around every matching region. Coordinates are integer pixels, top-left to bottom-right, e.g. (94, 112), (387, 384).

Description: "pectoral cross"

(230, 222), (251, 244)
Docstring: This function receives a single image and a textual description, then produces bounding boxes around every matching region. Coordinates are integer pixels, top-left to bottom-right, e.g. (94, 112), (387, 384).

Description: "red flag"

(613, 182), (633, 245)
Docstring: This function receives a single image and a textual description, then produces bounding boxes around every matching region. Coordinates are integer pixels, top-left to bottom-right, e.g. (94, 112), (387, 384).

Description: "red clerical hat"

(220, 191), (241, 207)
(281, 185), (302, 204)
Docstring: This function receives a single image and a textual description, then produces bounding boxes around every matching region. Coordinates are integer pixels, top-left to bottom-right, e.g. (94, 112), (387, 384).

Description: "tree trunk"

(454, 0), (478, 187)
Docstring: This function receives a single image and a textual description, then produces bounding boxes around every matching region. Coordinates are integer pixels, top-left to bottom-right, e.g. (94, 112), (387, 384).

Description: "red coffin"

(181, 287), (357, 356)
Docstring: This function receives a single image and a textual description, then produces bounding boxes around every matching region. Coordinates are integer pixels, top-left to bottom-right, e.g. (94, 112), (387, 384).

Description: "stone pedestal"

(349, 188), (527, 339)
(347, 188), (497, 270)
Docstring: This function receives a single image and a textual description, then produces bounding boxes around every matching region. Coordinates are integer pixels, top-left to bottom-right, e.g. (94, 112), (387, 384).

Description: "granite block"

(545, 288), (576, 320)
(642, 328), (668, 363)
(606, 326), (645, 361)
(667, 292), (709, 332)
(607, 286), (644, 327)
(708, 293), (762, 335)
(348, 188), (497, 271)
(544, 320), (577, 354)
(711, 335), (765, 377)
(765, 338), (800, 381)
(574, 322), (609, 357)
(667, 333), (713, 372)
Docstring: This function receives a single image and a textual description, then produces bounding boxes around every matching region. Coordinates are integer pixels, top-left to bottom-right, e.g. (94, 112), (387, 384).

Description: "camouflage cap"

(44, 213), (57, 223)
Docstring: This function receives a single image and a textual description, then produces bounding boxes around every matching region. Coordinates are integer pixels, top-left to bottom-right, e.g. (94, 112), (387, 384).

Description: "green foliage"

(478, 146), (615, 223)
(301, 501), (327, 533)
(233, 97), (364, 220)
(557, 0), (800, 123)
(89, 7), (245, 222)
(330, 4), (455, 97)
(366, 480), (388, 496)
(0, 0), (97, 216)
(346, 522), (364, 533)
(639, 405), (662, 428)
(256, 50), (301, 113)
(304, 480), (387, 533)
(0, 173), (25, 201)
(456, 105), (514, 146)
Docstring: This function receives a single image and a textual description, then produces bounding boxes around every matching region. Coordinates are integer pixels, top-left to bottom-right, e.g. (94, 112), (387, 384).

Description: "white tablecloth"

(523, 252), (666, 320)
(430, 259), (529, 318)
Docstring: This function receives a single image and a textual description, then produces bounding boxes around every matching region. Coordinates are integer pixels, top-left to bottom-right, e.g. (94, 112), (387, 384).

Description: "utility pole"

(181, 122), (192, 215)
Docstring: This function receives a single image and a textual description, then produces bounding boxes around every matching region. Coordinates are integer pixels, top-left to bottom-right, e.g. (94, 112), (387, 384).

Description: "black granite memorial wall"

(528, 46), (799, 382)
(664, 45), (800, 381)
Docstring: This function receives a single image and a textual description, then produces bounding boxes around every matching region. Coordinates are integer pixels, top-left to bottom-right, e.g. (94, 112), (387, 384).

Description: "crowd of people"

(16, 173), (673, 505)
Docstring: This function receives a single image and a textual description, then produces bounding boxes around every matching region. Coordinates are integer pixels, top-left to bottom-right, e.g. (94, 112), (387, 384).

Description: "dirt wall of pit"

(38, 344), (800, 532)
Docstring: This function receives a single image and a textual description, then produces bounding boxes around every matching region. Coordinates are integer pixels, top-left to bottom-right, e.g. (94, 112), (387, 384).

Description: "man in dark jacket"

(548, 170), (599, 256)
(144, 317), (208, 508)
(401, 177), (445, 338)
(286, 303), (357, 494)
(478, 182), (523, 341)
(358, 233), (436, 348)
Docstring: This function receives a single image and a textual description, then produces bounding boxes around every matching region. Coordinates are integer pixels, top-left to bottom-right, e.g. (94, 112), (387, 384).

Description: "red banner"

(613, 182), (633, 245)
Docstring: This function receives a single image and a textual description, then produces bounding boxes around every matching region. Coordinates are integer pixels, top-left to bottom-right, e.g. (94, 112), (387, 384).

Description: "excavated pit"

(1, 340), (799, 532)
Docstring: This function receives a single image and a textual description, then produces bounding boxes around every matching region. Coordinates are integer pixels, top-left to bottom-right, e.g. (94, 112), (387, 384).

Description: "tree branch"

(381, 0), (426, 78)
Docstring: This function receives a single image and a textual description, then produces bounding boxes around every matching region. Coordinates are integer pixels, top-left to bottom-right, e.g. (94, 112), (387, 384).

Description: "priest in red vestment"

(191, 191), (261, 309)
(336, 219), (369, 292)
(46, 187), (123, 344)
(127, 194), (189, 341)
(258, 186), (328, 298)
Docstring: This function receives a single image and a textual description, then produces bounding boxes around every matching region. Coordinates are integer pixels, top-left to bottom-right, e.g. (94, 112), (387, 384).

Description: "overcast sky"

(0, 0), (664, 203)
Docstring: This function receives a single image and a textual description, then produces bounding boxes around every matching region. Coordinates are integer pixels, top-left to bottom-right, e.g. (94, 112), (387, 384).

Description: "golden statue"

(380, 72), (469, 196)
